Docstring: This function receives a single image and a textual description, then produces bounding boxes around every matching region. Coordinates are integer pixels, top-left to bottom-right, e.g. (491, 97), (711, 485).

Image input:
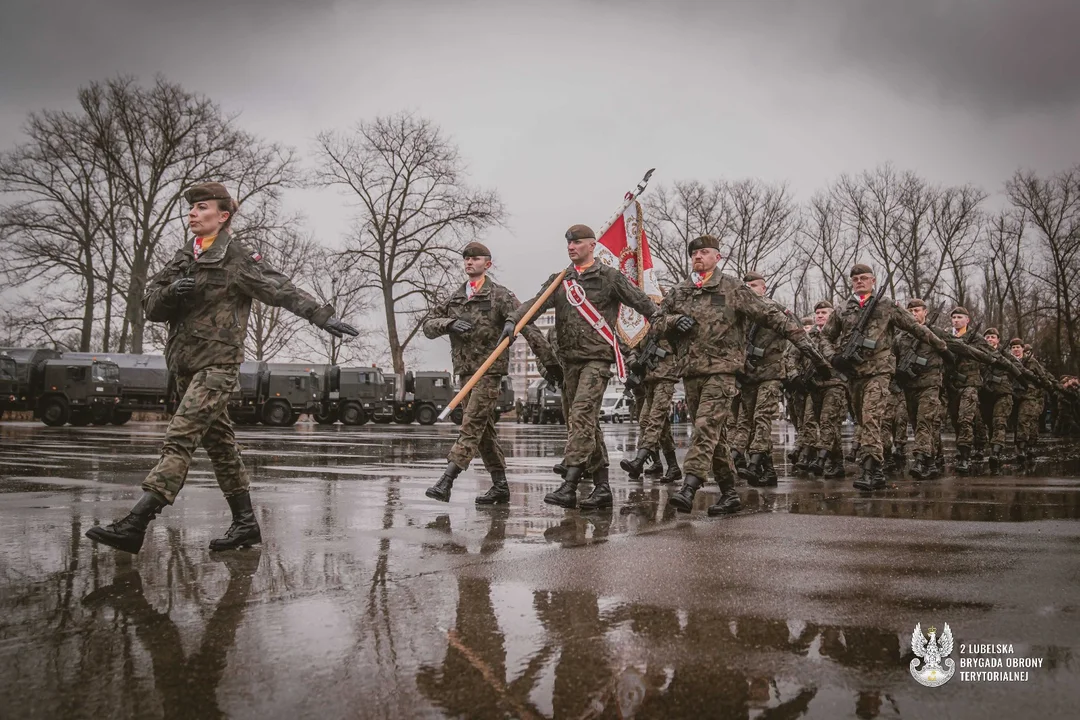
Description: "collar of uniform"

(571, 261), (602, 277)
(689, 269), (722, 290)
(460, 277), (491, 298)
(195, 229), (232, 263)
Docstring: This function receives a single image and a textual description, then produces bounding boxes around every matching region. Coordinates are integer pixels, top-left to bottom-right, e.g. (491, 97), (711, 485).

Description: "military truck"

(450, 375), (515, 425)
(60, 353), (171, 425)
(261, 363), (323, 426)
(386, 370), (456, 425)
(228, 360), (269, 425)
(313, 365), (395, 425)
(0, 347), (123, 426)
(521, 378), (563, 424)
(0, 352), (18, 420)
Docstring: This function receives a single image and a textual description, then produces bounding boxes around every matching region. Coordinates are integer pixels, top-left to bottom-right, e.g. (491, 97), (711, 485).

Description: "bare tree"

(932, 185), (987, 308)
(1007, 167), (1080, 371)
(796, 189), (860, 304)
(724, 179), (802, 301)
(643, 180), (731, 283)
(292, 249), (375, 366)
(313, 112), (504, 373)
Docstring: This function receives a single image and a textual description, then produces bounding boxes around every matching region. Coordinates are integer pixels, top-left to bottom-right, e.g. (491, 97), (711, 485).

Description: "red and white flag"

(595, 200), (662, 347)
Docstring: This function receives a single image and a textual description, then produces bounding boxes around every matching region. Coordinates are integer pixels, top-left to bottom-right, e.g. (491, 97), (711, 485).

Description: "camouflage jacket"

(941, 329), (997, 389)
(894, 324), (945, 390)
(511, 262), (660, 365)
(802, 326), (845, 389)
(1017, 354), (1054, 401)
(651, 271), (807, 379)
(143, 231), (333, 376)
(628, 329), (682, 384)
(983, 348), (1025, 395)
(821, 294), (946, 378)
(423, 277), (557, 378)
(743, 297), (793, 383)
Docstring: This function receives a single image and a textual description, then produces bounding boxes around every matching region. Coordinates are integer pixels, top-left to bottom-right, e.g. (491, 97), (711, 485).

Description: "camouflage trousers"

(948, 385), (980, 448)
(1015, 395), (1043, 445)
(903, 385), (941, 456)
(789, 390), (808, 444)
(561, 360), (612, 470)
(682, 373), (739, 488)
(806, 385), (846, 453)
(797, 392), (817, 450)
(448, 374), (505, 472)
(892, 391), (909, 449)
(143, 365), (248, 504)
(849, 374), (891, 463)
(638, 379), (675, 453)
(982, 392), (1014, 446)
(732, 380), (782, 454)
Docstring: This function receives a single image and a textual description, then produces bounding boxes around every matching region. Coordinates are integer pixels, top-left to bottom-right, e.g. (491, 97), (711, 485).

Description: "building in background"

(508, 309), (555, 399)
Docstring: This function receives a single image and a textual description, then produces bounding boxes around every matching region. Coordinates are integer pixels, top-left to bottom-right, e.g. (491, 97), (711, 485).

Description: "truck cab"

(524, 378), (563, 424)
(37, 357), (122, 426)
(229, 360), (269, 425)
(60, 352), (171, 425)
(261, 363), (322, 426)
(323, 366), (394, 425)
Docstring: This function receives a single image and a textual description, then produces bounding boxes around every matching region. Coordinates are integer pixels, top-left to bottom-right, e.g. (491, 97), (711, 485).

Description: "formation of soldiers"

(82, 182), (1080, 556)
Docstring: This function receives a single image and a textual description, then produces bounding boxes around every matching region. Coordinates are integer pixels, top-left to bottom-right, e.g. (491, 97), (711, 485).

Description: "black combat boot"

(807, 448), (828, 477)
(620, 448), (653, 480)
(85, 491), (167, 554)
(853, 456), (886, 491)
(209, 492), (262, 551)
(552, 462), (567, 477)
(707, 479), (742, 516)
(425, 462), (463, 502)
(741, 453), (766, 486)
(760, 455), (778, 487)
(659, 450), (682, 484)
(846, 442), (860, 463)
(893, 445), (907, 471)
(823, 451), (846, 478)
(787, 446), (801, 465)
(955, 445), (972, 475)
(580, 468), (613, 510)
(475, 468), (510, 505)
(988, 443), (1003, 470)
(643, 451), (665, 477)
(731, 449), (748, 472)
(793, 447), (814, 473)
(668, 474), (704, 513)
(545, 466), (583, 508)
(909, 452), (929, 480)
(1012, 443), (1026, 465)
(1025, 444), (1037, 464)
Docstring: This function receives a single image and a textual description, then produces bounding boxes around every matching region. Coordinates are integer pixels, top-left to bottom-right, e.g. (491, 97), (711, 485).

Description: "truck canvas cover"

(61, 353), (168, 394)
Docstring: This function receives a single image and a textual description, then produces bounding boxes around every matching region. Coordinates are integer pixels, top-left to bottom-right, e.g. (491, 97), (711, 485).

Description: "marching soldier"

(85, 183), (358, 554)
(621, 319), (683, 484)
(784, 316), (815, 471)
(942, 307), (999, 474)
(979, 328), (1024, 468)
(820, 264), (950, 491)
(506, 224), (661, 510)
(650, 236), (829, 516)
(798, 301), (849, 477)
(894, 299), (945, 480)
(1009, 338), (1057, 464)
(422, 242), (560, 504)
(731, 271), (792, 487)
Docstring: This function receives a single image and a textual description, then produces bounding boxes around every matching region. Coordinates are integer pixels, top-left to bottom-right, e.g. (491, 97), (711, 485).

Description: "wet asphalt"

(1, 419), (1079, 719)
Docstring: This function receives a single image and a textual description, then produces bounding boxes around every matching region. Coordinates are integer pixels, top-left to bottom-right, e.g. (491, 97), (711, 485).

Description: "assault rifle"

(896, 347), (930, 383)
(745, 324), (765, 369)
(831, 275), (892, 375)
(623, 335), (669, 395)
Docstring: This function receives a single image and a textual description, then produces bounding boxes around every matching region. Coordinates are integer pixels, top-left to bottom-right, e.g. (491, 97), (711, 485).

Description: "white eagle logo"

(910, 622), (956, 687)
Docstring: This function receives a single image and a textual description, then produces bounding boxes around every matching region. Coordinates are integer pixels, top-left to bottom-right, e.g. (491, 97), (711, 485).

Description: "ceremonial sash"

(563, 277), (627, 381)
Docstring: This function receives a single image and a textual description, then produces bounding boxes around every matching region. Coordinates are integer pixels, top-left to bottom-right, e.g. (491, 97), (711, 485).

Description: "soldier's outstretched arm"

(234, 249), (336, 328)
(891, 304), (948, 353)
(612, 272), (661, 320)
(142, 251), (192, 322)
(737, 287), (827, 371)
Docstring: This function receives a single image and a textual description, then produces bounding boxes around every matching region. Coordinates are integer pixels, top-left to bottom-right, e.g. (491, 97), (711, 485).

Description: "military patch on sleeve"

(250, 250), (262, 262)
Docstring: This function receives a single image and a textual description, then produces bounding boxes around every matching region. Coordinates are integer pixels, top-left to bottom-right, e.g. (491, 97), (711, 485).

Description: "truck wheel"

(314, 406), (340, 425)
(416, 404), (437, 426)
(287, 411), (301, 426)
(450, 407), (463, 425)
(393, 406), (413, 424)
(111, 410), (133, 426)
(340, 402), (365, 426)
(91, 406), (113, 425)
(262, 399), (292, 427)
(373, 415), (392, 425)
(39, 397), (71, 427)
(69, 408), (92, 427)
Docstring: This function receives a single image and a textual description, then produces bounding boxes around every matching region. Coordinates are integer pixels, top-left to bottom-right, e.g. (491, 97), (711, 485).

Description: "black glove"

(449, 319), (473, 335)
(498, 320), (517, 346)
(830, 354), (847, 372)
(796, 338), (831, 378)
(543, 364), (564, 387)
(940, 347), (956, 364)
(673, 315), (696, 335)
(322, 316), (359, 339)
(167, 277), (196, 299)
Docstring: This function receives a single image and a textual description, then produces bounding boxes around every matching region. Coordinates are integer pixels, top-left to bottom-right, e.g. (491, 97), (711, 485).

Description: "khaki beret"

(565, 224), (596, 242)
(850, 263), (873, 277)
(814, 300), (833, 311)
(184, 182), (233, 205)
(1009, 337), (1024, 347)
(461, 241), (491, 258)
(687, 235), (721, 256)
(983, 327), (999, 337)
(800, 316), (814, 325)
(743, 271), (765, 283)
(907, 298), (926, 309)
(950, 306), (969, 317)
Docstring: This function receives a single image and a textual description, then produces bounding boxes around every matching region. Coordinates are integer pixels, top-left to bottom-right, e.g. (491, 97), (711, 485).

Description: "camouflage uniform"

(512, 262), (659, 470)
(424, 278), (557, 472)
(980, 349), (1019, 447)
(895, 328), (945, 458)
(804, 327), (847, 457)
(943, 329), (996, 449)
(821, 296), (946, 464)
(732, 303), (791, 455)
(652, 272), (809, 481)
(142, 229), (334, 503)
(637, 338), (679, 455)
(1016, 352), (1054, 446)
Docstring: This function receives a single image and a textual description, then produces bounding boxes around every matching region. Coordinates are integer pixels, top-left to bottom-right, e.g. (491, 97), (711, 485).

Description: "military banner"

(596, 199), (662, 347)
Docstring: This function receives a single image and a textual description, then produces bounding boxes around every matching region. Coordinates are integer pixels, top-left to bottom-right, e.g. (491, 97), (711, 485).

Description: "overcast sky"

(3, 0), (1079, 367)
